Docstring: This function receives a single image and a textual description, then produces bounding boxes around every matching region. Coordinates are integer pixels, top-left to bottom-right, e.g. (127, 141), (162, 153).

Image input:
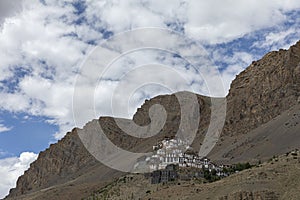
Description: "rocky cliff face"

(224, 41), (300, 136)
(8, 129), (98, 197)
(6, 41), (300, 199)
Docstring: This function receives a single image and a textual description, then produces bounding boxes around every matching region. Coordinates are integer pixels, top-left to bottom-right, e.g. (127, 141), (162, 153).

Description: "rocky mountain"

(4, 41), (300, 200)
(209, 41), (300, 163)
(6, 93), (213, 199)
(224, 41), (300, 136)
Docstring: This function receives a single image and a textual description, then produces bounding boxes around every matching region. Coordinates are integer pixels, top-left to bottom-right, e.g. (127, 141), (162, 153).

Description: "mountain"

(6, 93), (213, 200)
(224, 41), (300, 136)
(209, 41), (300, 163)
(4, 41), (300, 200)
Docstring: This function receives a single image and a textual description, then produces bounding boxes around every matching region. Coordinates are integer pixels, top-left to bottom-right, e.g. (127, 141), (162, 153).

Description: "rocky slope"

(5, 41), (300, 200)
(224, 41), (300, 136)
(7, 129), (98, 198)
(209, 103), (300, 164)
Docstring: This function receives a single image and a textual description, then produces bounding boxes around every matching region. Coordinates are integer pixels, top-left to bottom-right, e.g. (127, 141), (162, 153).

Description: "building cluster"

(143, 138), (229, 184)
(147, 138), (190, 170)
(146, 138), (224, 172)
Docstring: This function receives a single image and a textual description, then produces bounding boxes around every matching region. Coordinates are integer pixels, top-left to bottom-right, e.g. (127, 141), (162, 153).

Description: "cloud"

(0, 0), (299, 140)
(0, 0), (23, 26)
(186, 0), (300, 44)
(252, 27), (300, 51)
(0, 124), (13, 133)
(84, 0), (300, 44)
(0, 152), (38, 199)
(0, 0), (93, 137)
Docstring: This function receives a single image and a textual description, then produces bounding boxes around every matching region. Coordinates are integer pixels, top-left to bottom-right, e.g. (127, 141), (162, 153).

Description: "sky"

(0, 0), (300, 198)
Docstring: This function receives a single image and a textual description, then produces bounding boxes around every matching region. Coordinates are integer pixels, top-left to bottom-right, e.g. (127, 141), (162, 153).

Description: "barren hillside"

(84, 150), (300, 200)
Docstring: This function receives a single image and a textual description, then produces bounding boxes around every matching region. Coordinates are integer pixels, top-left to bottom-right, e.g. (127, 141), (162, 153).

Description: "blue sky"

(0, 112), (57, 159)
(0, 0), (300, 198)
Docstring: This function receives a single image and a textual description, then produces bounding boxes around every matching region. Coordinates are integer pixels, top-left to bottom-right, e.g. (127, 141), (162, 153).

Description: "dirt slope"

(209, 103), (300, 164)
(84, 150), (300, 200)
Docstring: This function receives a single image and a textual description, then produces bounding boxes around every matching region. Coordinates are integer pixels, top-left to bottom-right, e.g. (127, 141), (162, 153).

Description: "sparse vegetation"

(84, 150), (300, 200)
(203, 169), (220, 182)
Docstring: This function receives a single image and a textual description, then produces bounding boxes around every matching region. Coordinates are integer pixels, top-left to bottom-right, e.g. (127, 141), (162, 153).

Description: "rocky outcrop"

(8, 129), (98, 197)
(224, 41), (300, 136)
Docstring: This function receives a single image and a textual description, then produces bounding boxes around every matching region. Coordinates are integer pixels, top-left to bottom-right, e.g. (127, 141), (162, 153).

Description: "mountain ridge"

(5, 40), (300, 200)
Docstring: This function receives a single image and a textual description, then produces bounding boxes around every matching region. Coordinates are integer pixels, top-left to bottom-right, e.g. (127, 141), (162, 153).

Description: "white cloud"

(0, 124), (13, 133)
(0, 152), (38, 199)
(0, 0), (23, 26)
(0, 93), (30, 112)
(84, 0), (300, 44)
(0, 0), (93, 138)
(185, 0), (300, 44)
(252, 27), (300, 51)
